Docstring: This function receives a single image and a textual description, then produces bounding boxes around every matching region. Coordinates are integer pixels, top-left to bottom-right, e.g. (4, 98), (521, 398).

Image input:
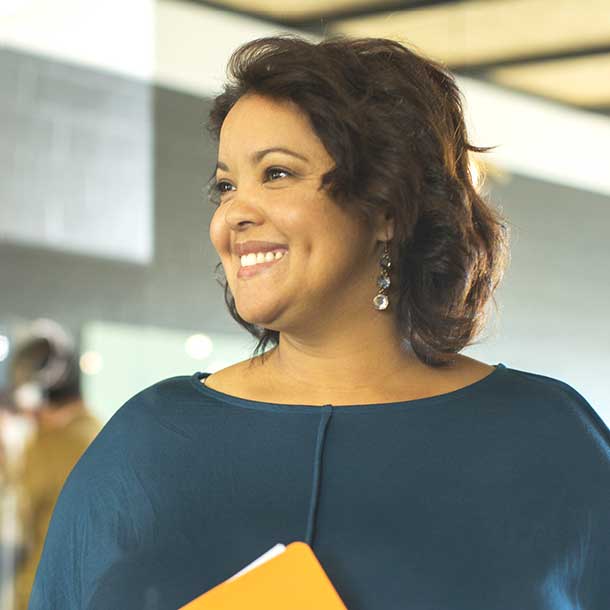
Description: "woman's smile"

(237, 251), (289, 279)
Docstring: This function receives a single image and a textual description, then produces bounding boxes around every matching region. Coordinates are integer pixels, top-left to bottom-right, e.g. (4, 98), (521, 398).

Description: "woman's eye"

(266, 167), (291, 181)
(213, 167), (291, 196)
(214, 180), (233, 194)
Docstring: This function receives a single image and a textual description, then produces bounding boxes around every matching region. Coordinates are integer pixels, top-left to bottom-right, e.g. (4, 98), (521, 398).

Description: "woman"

(29, 35), (610, 609)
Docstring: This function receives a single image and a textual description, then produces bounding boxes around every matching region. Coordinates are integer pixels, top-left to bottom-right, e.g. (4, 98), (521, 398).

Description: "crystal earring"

(373, 241), (391, 311)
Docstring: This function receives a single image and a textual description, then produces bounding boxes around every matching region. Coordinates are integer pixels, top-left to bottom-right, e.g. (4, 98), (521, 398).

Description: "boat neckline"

(189, 363), (508, 414)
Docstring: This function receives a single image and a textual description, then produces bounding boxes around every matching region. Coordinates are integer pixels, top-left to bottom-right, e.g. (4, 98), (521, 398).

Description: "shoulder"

(120, 373), (204, 414)
(55, 374), (201, 482)
(500, 364), (610, 457)
(104, 372), (213, 425)
(42, 375), (202, 533)
(68, 370), (237, 472)
(502, 363), (598, 409)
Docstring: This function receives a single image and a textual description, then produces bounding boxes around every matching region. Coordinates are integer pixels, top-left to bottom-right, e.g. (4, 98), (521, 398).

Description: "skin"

(35, 399), (85, 430)
(208, 93), (493, 406)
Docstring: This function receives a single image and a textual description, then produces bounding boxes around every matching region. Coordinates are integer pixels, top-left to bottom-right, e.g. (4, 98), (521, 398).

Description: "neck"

(254, 318), (454, 404)
(37, 398), (84, 430)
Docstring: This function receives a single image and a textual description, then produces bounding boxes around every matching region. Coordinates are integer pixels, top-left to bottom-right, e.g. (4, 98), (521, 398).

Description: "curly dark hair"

(206, 34), (511, 368)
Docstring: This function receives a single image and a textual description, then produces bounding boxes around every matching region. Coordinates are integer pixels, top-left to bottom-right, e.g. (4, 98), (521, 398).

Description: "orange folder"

(179, 541), (348, 609)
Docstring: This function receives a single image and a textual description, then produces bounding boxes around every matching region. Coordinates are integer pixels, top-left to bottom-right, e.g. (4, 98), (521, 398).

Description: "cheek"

(209, 210), (229, 253)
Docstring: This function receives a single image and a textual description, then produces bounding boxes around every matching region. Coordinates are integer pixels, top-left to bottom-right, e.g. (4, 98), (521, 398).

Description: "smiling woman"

(27, 34), (610, 610)
(205, 35), (511, 374)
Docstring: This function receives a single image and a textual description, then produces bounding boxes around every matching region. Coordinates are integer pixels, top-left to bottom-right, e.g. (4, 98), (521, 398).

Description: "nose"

(223, 190), (265, 231)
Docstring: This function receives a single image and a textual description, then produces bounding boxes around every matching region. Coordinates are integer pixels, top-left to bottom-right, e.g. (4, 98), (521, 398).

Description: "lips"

(234, 241), (289, 257)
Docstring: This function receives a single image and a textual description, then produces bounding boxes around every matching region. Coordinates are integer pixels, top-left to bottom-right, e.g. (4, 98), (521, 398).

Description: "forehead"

(220, 94), (312, 146)
(225, 93), (302, 123)
(217, 93), (335, 170)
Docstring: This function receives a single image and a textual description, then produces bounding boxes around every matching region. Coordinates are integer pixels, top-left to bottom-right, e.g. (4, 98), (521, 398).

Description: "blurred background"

(0, 0), (609, 608)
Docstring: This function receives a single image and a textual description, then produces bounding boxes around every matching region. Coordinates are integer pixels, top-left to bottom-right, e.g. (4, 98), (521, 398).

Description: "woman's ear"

(374, 209), (395, 242)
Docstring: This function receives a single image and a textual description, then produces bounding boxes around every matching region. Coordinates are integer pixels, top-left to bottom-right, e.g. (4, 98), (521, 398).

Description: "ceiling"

(188, 0), (610, 117)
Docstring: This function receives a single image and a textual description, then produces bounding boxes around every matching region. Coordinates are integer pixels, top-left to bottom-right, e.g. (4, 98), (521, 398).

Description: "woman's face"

(209, 93), (390, 334)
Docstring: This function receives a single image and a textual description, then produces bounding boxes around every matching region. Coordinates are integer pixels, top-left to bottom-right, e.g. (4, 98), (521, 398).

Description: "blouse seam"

(305, 406), (333, 547)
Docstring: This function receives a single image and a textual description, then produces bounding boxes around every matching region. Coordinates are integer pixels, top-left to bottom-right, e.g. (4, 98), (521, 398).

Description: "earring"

(373, 241), (391, 311)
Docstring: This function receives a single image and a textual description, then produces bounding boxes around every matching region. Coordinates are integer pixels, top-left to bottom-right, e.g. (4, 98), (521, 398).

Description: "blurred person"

(28, 35), (610, 609)
(0, 386), (38, 604)
(4, 319), (101, 610)
(0, 391), (33, 610)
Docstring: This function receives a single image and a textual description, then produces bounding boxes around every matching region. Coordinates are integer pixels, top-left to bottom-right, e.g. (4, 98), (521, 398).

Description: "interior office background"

(0, 0), (608, 426)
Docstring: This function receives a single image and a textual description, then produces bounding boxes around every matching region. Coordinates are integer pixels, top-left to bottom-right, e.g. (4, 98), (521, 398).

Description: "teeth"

(240, 250), (286, 267)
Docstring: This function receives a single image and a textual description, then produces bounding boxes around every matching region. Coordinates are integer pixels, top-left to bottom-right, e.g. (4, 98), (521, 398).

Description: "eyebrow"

(215, 147), (309, 172)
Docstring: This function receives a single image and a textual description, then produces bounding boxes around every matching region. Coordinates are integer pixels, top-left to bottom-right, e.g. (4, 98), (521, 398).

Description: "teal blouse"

(29, 363), (610, 609)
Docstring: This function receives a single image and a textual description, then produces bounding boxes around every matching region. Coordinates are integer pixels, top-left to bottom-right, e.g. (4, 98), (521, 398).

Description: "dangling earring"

(373, 241), (391, 311)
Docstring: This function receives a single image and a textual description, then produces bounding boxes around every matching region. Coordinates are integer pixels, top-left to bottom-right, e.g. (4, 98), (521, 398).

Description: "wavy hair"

(206, 34), (511, 368)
